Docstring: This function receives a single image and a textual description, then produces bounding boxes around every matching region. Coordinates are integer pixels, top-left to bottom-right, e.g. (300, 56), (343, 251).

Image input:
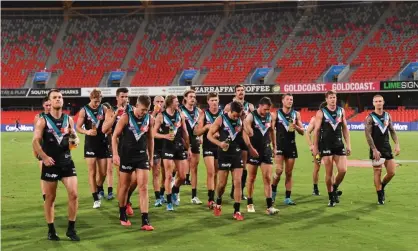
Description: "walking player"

(365, 95), (400, 205)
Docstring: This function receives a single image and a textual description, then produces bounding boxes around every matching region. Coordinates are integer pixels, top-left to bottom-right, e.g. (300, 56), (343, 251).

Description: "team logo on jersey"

(181, 106), (199, 129)
(322, 107), (342, 131)
(85, 105), (104, 128)
(163, 111), (181, 135)
(277, 110), (296, 132)
(205, 110), (220, 125)
(370, 112), (389, 134)
(222, 114), (241, 140)
(128, 113), (150, 141)
(254, 112), (271, 136)
(44, 114), (69, 145)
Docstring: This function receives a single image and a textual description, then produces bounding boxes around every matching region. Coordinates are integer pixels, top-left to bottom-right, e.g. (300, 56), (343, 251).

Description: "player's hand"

(346, 146), (351, 156)
(113, 155), (120, 166)
(87, 129), (97, 136)
(394, 145), (400, 156)
(313, 147), (320, 157)
(247, 130), (254, 137)
(166, 133), (175, 141)
(309, 144), (315, 153)
(42, 156), (55, 167)
(219, 142), (229, 150)
(372, 149), (381, 161)
(33, 150), (38, 158)
(249, 146), (259, 158)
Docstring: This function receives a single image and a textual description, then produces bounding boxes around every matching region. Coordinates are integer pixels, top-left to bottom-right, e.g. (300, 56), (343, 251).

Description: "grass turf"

(2, 132), (418, 251)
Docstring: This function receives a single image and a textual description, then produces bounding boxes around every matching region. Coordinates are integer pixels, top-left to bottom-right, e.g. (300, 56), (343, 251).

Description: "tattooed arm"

(388, 115), (400, 156)
(365, 115), (380, 160)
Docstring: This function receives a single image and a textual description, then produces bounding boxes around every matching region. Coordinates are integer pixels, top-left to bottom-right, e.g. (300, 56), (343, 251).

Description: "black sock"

(127, 189), (134, 204)
(216, 197), (222, 205)
(266, 198), (273, 208)
(48, 223), (56, 233)
(43, 194), (46, 201)
(141, 213), (149, 225)
(154, 191), (160, 200)
(208, 190), (215, 201)
(160, 187), (165, 196)
(382, 182), (387, 190)
(167, 194), (172, 204)
(313, 184), (318, 191)
(92, 192), (99, 201)
(328, 192), (333, 200)
(108, 187), (113, 194)
(97, 185), (104, 193)
(172, 185), (179, 194)
(247, 197), (253, 205)
(272, 184), (277, 193)
(333, 184), (339, 192)
(192, 188), (197, 198)
(285, 190), (291, 199)
(233, 202), (240, 213)
(172, 171), (176, 178)
(68, 220), (75, 231)
(241, 170), (247, 190)
(119, 206), (127, 221)
(377, 190), (382, 197)
(186, 174), (190, 181)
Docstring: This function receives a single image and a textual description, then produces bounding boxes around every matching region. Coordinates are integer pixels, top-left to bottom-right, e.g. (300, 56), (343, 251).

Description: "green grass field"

(2, 132), (418, 251)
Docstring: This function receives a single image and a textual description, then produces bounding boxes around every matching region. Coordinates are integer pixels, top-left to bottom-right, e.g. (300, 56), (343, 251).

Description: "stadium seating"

(129, 14), (221, 86)
(202, 10), (301, 85)
(298, 107), (355, 123)
(1, 110), (71, 125)
(350, 2), (418, 82)
(52, 17), (142, 87)
(349, 108), (418, 122)
(1, 18), (62, 88)
(276, 3), (387, 84)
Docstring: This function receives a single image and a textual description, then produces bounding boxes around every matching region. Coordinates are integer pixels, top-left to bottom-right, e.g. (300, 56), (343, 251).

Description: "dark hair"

(165, 95), (177, 107)
(116, 87), (129, 96)
(282, 93), (293, 100)
(47, 89), (61, 99)
(42, 96), (49, 104)
(102, 102), (111, 109)
(259, 97), (272, 106)
(207, 92), (218, 100)
(137, 95), (151, 107)
(319, 101), (327, 109)
(235, 84), (244, 92)
(325, 90), (337, 98)
(230, 101), (243, 113)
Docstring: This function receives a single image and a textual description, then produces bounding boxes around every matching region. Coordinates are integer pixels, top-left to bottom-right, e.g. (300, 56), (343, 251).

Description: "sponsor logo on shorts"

(322, 150), (331, 154)
(45, 173), (58, 179)
(86, 151), (95, 156)
(276, 150), (283, 154)
(164, 153), (174, 157)
(221, 163), (232, 168)
(140, 150), (145, 153)
(204, 151), (213, 155)
(65, 154), (71, 159)
(145, 161), (150, 168)
(121, 165), (133, 170)
(72, 168), (76, 174)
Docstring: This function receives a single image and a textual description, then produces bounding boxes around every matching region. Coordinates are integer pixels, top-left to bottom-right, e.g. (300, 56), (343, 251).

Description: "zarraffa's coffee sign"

(192, 85), (278, 95)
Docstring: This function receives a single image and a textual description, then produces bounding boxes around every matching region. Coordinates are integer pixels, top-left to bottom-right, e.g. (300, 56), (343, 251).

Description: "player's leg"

(332, 155), (347, 203)
(232, 166), (244, 220)
(173, 158), (188, 206)
(96, 158), (107, 199)
(204, 154), (216, 208)
(312, 157), (321, 195)
(381, 159), (396, 203)
(43, 180), (59, 240)
(190, 152), (202, 204)
(159, 159), (166, 203)
(163, 158), (175, 210)
(136, 167), (154, 230)
(85, 158), (100, 208)
(61, 173), (80, 241)
(152, 157), (162, 207)
(230, 150), (248, 200)
(214, 170), (228, 216)
(106, 157), (114, 200)
(115, 164), (121, 202)
(283, 158), (296, 205)
(246, 162), (258, 213)
(39, 160), (46, 201)
(260, 162), (279, 214)
(272, 155), (284, 202)
(373, 165), (384, 204)
(125, 171), (137, 216)
(118, 166), (133, 225)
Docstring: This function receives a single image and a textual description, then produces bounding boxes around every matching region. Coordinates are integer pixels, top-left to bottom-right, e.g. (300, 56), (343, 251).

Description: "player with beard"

(365, 95), (400, 205)
(34, 96), (51, 202)
(33, 89), (80, 241)
(76, 89), (109, 209)
(208, 101), (245, 220)
(194, 92), (222, 208)
(153, 95), (190, 211)
(180, 90), (203, 205)
(313, 90), (351, 207)
(112, 95), (154, 230)
(224, 85), (254, 200)
(243, 97), (280, 215)
(151, 95), (166, 207)
(271, 93), (304, 205)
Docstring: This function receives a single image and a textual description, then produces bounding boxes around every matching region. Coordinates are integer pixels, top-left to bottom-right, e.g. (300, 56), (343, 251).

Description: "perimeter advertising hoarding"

(280, 82), (380, 94)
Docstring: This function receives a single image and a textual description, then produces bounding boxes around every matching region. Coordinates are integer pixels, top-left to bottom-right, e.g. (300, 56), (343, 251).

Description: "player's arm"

(181, 115), (190, 150)
(249, 103), (255, 112)
(223, 103), (230, 113)
(194, 110), (208, 136)
(313, 110), (323, 154)
(388, 114), (400, 155)
(365, 115), (380, 160)
(69, 116), (80, 140)
(76, 108), (92, 135)
(270, 112), (277, 151)
(244, 113), (254, 136)
(33, 114), (39, 126)
(147, 116), (155, 164)
(111, 113), (127, 165)
(341, 109), (351, 154)
(207, 116), (224, 148)
(32, 118), (54, 166)
(305, 117), (315, 151)
(102, 108), (116, 134)
(153, 113), (168, 140)
(295, 111), (304, 135)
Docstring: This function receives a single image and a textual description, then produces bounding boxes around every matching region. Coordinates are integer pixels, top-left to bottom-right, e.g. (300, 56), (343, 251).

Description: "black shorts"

(320, 146), (346, 157)
(369, 146), (393, 160)
(162, 143), (187, 160)
(218, 151), (243, 171)
(238, 139), (248, 152)
(276, 144), (298, 159)
(203, 148), (218, 159)
(153, 150), (162, 160)
(190, 136), (201, 154)
(120, 156), (150, 173)
(41, 160), (77, 182)
(248, 147), (273, 166)
(84, 142), (110, 159)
